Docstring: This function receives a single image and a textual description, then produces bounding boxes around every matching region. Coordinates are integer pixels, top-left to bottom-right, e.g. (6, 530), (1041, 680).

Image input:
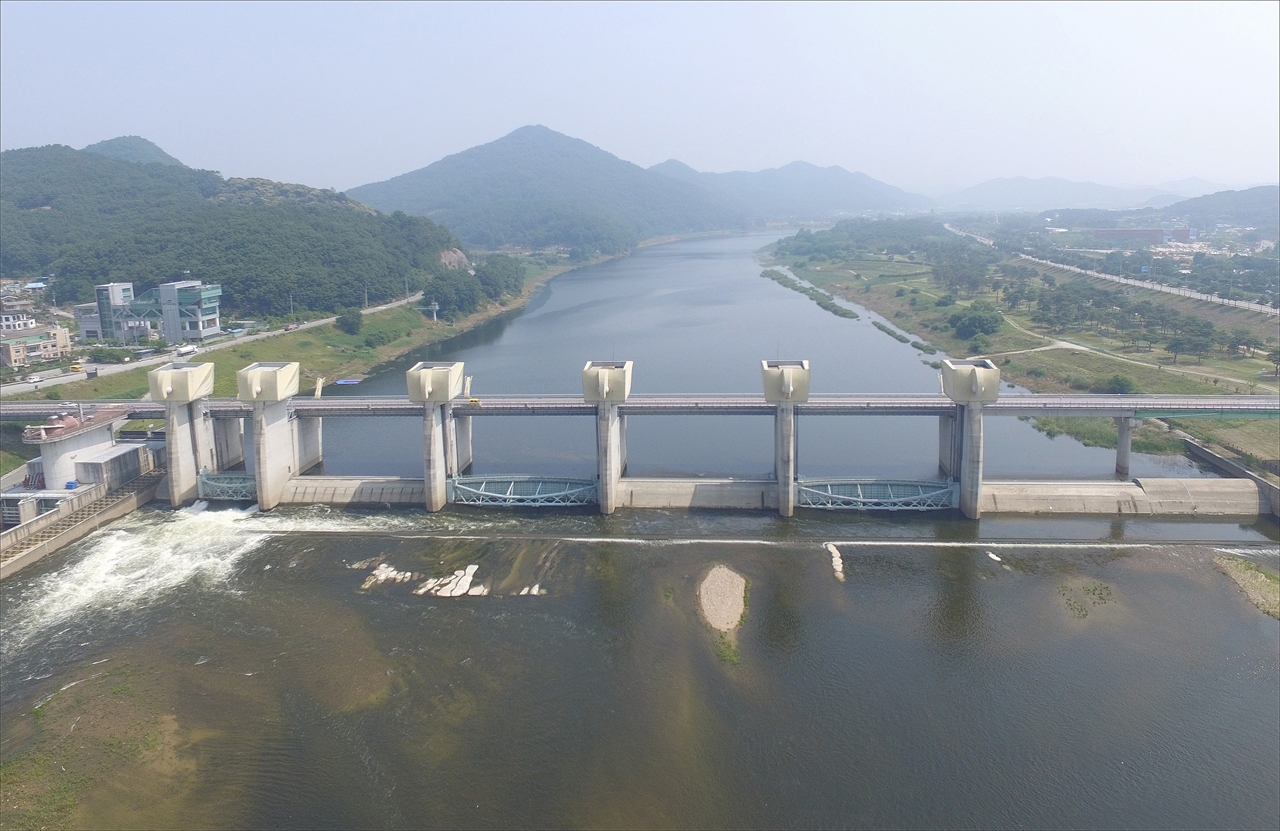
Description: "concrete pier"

(940, 359), (1000, 519)
(164, 400), (215, 505)
(407, 362), (466, 512)
(774, 404), (796, 516)
(584, 362), (633, 515)
(1115, 417), (1137, 476)
(238, 362), (301, 510)
(150, 362), (216, 506)
(763, 361), (810, 517)
(423, 403), (448, 510)
(958, 403), (985, 518)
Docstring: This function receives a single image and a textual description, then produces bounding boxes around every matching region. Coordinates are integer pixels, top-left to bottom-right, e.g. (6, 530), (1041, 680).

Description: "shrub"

(936, 294), (956, 307)
(1092, 374), (1137, 394)
(968, 333), (992, 354)
(896, 287), (907, 296)
(364, 331), (393, 348)
(1026, 366), (1046, 378)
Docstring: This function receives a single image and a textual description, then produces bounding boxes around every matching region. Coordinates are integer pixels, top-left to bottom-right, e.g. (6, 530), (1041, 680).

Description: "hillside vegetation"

(349, 126), (935, 255)
(1, 142), (471, 317)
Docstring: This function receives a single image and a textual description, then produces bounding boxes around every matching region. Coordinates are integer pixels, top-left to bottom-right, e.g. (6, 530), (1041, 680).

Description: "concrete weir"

(136, 357), (1280, 519)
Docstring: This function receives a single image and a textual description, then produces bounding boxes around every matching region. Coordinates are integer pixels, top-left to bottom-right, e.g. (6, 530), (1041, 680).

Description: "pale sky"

(2, 1), (1277, 195)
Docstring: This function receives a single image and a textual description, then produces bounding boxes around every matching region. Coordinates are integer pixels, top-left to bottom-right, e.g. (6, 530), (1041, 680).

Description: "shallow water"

(2, 505), (1277, 829)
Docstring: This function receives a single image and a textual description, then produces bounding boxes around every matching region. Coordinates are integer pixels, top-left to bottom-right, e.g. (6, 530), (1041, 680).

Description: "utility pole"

(364, 284), (369, 309)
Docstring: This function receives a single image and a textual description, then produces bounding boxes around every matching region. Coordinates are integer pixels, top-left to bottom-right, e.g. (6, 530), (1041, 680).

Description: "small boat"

(334, 378), (362, 385)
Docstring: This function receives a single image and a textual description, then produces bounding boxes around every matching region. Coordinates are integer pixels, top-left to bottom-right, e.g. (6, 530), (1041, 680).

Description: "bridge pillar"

(762, 360), (810, 516)
(1115, 417), (1137, 476)
(775, 403), (797, 516)
(213, 418), (245, 471)
(149, 362), (216, 507)
(237, 362), (301, 510)
(583, 362), (633, 515)
(455, 414), (473, 475)
(596, 403), (624, 513)
(940, 359), (1000, 520)
(958, 403), (985, 518)
(406, 362), (467, 512)
(295, 417), (323, 474)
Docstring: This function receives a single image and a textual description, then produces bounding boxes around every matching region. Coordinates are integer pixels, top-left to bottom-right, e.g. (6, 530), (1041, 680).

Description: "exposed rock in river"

(698, 565), (746, 632)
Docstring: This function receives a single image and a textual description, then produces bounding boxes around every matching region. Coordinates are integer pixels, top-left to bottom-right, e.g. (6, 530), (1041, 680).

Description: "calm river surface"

(2, 234), (1277, 829)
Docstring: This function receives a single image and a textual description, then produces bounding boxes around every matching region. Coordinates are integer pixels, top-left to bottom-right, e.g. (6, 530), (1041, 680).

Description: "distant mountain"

(943, 176), (1179, 211)
(1040, 186), (1279, 237)
(648, 159), (931, 218)
(1, 142), (460, 316)
(1160, 186), (1279, 233)
(348, 126), (742, 253)
(82, 135), (184, 166)
(1154, 177), (1234, 199)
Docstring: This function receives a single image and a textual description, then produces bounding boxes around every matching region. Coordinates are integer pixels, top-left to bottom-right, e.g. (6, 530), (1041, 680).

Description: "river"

(2, 233), (1277, 829)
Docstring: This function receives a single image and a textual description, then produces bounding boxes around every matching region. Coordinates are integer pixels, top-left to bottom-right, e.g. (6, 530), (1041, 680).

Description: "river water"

(2, 234), (1277, 829)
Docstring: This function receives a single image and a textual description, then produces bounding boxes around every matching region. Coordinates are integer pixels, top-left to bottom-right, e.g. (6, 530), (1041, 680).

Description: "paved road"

(943, 223), (1278, 317)
(0, 292), (424, 398)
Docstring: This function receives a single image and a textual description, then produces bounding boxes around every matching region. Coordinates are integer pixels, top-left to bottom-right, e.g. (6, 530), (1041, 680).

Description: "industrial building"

(74, 279), (222, 343)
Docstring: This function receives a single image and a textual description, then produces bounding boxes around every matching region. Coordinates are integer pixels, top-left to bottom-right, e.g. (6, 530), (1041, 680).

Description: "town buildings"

(74, 280), (222, 343)
(0, 324), (72, 368)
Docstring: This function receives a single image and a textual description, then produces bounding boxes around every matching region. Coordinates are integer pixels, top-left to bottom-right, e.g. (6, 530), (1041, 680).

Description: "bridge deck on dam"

(2, 393), (1276, 421)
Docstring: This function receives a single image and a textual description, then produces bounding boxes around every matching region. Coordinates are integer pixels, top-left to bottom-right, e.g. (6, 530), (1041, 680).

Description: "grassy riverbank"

(767, 250), (1279, 478)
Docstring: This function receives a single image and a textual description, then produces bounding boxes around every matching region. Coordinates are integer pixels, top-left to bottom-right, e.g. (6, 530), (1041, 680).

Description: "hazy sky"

(2, 2), (1277, 195)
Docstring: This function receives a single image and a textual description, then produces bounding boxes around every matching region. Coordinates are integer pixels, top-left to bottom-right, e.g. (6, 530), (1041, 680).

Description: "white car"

(23, 374), (43, 383)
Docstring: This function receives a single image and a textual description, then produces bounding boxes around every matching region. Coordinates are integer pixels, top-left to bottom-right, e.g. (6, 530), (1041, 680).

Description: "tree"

(1268, 347), (1280, 376)
(949, 300), (1003, 339)
(335, 307), (362, 335)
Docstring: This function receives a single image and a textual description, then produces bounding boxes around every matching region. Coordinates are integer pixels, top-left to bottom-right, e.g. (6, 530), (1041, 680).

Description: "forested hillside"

(349, 126), (742, 255)
(1, 143), (464, 317)
(648, 159), (931, 217)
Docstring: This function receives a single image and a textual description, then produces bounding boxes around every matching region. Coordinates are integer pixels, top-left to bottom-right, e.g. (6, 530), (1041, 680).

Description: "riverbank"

(0, 258), (599, 405)
(767, 248), (1279, 481)
(1215, 554), (1280, 618)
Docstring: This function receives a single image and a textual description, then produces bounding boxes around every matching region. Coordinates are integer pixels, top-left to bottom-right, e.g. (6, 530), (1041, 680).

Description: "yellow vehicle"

(69, 364), (84, 372)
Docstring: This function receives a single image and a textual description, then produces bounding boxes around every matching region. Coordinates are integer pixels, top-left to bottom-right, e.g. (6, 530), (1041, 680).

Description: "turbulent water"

(2, 235), (1278, 829)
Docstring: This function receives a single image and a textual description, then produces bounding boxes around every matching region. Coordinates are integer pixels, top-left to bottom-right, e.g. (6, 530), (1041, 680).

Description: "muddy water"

(2, 505), (1277, 829)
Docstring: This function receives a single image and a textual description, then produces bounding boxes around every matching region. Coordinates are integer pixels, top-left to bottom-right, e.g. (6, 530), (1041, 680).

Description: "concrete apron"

(980, 478), (1266, 517)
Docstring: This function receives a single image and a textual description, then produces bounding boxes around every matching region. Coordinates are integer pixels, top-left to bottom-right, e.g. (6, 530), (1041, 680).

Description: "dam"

(2, 356), (1275, 553)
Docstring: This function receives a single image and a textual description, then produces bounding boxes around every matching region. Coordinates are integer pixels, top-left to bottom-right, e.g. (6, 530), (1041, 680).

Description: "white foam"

(3, 504), (266, 652)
